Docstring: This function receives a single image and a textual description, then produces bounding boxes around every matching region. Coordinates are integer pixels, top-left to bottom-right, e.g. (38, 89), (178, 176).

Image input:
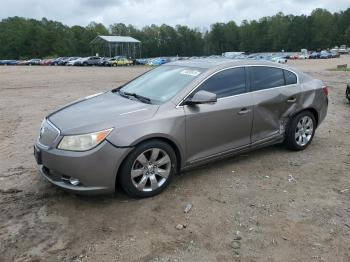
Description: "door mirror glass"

(184, 90), (217, 105)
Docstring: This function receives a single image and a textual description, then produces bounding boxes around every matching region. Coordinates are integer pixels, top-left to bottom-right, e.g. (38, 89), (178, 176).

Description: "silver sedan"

(34, 59), (328, 197)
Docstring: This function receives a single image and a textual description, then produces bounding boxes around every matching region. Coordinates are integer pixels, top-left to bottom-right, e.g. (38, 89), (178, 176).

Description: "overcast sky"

(0, 0), (349, 29)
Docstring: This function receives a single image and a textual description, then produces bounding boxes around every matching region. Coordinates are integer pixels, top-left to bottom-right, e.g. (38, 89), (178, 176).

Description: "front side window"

(251, 66), (285, 91)
(192, 67), (246, 99)
(119, 66), (205, 104)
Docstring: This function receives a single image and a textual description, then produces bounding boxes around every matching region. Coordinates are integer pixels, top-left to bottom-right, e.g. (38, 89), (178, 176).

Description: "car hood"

(48, 91), (159, 135)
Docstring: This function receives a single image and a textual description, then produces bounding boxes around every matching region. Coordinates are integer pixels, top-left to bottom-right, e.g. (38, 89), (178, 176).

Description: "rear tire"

(346, 87), (350, 103)
(285, 111), (316, 151)
(118, 140), (177, 198)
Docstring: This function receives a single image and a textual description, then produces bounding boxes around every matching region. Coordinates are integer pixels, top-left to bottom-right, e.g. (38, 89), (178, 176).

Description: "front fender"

(106, 107), (186, 168)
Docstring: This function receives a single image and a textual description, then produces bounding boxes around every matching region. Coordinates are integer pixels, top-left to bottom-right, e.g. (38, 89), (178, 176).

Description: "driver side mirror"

(183, 90), (217, 106)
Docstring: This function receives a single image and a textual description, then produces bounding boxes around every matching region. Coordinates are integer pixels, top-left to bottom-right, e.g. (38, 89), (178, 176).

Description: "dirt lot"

(1, 57), (350, 262)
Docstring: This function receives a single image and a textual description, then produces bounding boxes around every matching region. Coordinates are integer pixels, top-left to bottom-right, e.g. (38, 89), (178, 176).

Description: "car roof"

(167, 58), (292, 70)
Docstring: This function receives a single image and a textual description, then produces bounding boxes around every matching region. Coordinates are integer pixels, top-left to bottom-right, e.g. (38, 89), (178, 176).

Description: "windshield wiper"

(118, 90), (152, 104)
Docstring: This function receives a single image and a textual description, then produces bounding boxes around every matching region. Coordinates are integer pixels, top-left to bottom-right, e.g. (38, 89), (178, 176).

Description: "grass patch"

(328, 67), (350, 72)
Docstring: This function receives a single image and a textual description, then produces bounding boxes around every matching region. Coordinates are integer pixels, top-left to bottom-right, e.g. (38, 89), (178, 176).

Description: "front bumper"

(34, 140), (133, 195)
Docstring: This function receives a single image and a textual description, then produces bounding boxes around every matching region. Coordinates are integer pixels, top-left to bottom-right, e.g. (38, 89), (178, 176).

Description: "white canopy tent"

(90, 35), (141, 58)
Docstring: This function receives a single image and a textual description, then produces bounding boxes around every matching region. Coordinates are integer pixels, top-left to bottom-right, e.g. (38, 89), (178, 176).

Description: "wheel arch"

(291, 107), (319, 127)
(115, 136), (183, 189)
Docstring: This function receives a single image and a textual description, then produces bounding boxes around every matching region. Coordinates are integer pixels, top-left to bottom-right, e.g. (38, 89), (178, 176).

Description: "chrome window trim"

(176, 64), (299, 108)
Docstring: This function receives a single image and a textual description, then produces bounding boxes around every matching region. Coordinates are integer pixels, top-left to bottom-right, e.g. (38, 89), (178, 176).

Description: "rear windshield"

(120, 65), (205, 103)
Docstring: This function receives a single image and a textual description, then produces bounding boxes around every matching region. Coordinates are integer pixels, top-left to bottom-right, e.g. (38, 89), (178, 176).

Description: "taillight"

(322, 86), (328, 96)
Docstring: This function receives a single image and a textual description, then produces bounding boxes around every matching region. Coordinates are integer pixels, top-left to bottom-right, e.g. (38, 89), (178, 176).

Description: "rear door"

(184, 67), (254, 163)
(248, 66), (300, 143)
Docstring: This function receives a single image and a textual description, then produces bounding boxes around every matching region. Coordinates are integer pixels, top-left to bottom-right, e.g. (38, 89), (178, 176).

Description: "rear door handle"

(238, 108), (251, 115)
(287, 97), (297, 103)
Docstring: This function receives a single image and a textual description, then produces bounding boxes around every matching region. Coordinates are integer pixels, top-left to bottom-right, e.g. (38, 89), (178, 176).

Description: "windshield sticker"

(180, 70), (201, 77)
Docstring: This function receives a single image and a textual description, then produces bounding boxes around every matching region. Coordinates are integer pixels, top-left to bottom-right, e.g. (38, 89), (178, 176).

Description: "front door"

(183, 67), (253, 164)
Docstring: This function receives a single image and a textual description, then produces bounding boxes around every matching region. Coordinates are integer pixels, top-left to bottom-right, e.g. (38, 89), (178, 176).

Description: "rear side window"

(284, 70), (297, 85)
(194, 67), (246, 99)
(251, 66), (285, 91)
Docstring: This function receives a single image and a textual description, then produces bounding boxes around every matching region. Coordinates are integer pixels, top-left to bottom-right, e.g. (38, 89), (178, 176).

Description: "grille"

(38, 120), (60, 147)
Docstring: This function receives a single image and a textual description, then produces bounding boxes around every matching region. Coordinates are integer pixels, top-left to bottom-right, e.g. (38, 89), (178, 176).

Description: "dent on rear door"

(251, 84), (301, 143)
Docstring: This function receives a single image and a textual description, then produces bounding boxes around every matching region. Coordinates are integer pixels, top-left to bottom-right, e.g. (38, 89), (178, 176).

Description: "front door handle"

(287, 97), (297, 103)
(238, 108), (251, 115)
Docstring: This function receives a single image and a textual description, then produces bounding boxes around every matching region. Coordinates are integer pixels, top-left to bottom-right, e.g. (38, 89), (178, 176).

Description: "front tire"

(285, 111), (316, 151)
(118, 140), (177, 198)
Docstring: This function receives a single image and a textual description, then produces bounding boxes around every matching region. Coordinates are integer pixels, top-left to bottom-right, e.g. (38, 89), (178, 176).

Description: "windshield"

(119, 65), (205, 104)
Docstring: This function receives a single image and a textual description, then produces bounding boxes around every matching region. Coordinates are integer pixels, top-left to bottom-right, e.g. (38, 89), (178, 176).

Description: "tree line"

(0, 8), (349, 59)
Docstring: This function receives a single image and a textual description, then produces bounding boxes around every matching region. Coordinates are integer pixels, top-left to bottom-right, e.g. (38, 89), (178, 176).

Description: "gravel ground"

(0, 57), (350, 262)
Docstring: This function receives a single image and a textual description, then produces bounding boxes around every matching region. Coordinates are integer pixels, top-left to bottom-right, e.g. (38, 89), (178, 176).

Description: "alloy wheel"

(295, 116), (314, 147)
(131, 148), (171, 192)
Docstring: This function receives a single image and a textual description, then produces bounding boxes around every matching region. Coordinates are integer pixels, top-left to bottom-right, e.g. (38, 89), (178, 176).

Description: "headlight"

(58, 128), (113, 151)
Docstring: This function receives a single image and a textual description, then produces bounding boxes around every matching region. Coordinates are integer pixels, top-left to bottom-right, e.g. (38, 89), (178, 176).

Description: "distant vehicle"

(331, 46), (339, 52)
(40, 59), (54, 66)
(309, 52), (320, 59)
(60, 57), (80, 66)
(104, 58), (116, 66)
(109, 57), (133, 66)
(271, 56), (287, 64)
(320, 50), (331, 59)
(338, 45), (349, 54)
(298, 54), (309, 59)
(52, 57), (67, 66)
(17, 60), (27, 65)
(98, 57), (112, 66)
(0, 59), (18, 65)
(26, 59), (42, 65)
(135, 58), (148, 65)
(67, 57), (82, 66)
(346, 81), (350, 103)
(289, 54), (300, 60)
(56, 57), (69, 65)
(74, 56), (102, 66)
(222, 52), (245, 59)
(330, 51), (340, 58)
(148, 57), (169, 66)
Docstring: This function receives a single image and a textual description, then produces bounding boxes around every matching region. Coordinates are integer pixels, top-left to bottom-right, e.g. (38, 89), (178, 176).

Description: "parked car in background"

(309, 52), (320, 59)
(330, 51), (340, 58)
(271, 56), (287, 64)
(67, 57), (82, 66)
(320, 50), (331, 59)
(338, 45), (349, 54)
(51, 57), (66, 66)
(0, 59), (18, 65)
(60, 57), (79, 66)
(26, 59), (42, 65)
(40, 59), (54, 65)
(109, 57), (132, 66)
(148, 57), (168, 66)
(34, 59), (328, 197)
(298, 54), (309, 59)
(17, 60), (27, 65)
(135, 58), (148, 65)
(98, 57), (111, 66)
(104, 58), (117, 66)
(74, 56), (102, 66)
(331, 46), (339, 52)
(289, 53), (300, 60)
(56, 57), (69, 65)
(346, 80), (350, 103)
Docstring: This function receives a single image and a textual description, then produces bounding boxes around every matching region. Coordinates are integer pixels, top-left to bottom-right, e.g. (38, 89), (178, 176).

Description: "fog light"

(69, 178), (80, 186)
